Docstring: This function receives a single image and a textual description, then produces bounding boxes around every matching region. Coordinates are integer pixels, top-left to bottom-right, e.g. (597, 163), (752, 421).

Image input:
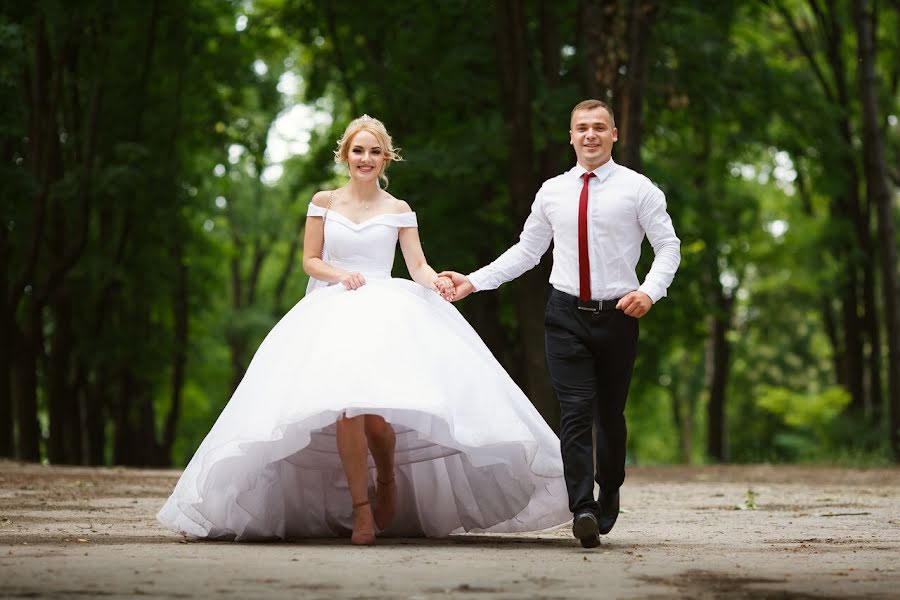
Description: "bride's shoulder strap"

(308, 190), (336, 219)
(324, 190), (336, 224)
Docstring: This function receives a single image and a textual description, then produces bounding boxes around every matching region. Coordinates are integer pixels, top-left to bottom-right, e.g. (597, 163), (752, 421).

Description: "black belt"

(550, 287), (622, 313)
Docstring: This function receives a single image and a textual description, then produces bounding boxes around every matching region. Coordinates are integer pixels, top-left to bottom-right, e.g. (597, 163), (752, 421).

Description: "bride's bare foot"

(351, 500), (375, 545)
(374, 475), (396, 530)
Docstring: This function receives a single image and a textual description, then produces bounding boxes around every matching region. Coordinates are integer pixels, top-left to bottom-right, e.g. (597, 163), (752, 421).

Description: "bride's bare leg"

(364, 415), (396, 530)
(336, 415), (375, 545)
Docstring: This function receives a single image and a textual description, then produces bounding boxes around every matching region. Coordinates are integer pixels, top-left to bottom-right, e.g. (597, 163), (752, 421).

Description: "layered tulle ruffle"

(157, 279), (569, 540)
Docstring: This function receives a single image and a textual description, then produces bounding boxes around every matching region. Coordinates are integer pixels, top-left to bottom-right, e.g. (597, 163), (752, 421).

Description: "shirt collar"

(570, 159), (616, 183)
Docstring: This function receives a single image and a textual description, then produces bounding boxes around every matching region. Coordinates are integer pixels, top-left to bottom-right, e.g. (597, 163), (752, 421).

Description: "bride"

(157, 115), (570, 544)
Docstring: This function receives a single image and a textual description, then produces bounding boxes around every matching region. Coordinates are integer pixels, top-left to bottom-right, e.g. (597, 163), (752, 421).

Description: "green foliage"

(757, 385), (852, 430)
(737, 384), (890, 463)
(3, 0), (896, 467)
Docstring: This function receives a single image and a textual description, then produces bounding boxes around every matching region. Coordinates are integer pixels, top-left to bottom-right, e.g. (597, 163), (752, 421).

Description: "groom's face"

(570, 107), (617, 170)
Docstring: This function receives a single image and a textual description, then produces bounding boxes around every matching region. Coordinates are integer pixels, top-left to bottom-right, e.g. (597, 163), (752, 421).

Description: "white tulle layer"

(157, 278), (570, 540)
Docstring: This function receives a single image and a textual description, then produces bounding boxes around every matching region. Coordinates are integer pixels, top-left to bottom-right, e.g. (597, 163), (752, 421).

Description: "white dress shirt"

(468, 159), (681, 303)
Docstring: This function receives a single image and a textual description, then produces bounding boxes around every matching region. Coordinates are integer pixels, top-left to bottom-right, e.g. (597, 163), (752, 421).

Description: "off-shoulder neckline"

(308, 204), (416, 229)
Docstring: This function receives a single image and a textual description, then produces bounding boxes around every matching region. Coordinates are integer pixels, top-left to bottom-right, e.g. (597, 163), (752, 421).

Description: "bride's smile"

(348, 131), (384, 182)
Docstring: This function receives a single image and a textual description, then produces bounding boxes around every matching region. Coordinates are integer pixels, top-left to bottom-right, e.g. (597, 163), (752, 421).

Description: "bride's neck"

(346, 178), (381, 202)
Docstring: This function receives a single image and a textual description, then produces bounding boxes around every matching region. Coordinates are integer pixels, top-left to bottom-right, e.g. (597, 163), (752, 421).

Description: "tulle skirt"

(157, 278), (570, 540)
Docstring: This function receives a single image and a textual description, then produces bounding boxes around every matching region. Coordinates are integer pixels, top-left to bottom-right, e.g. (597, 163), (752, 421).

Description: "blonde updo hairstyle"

(333, 114), (403, 188)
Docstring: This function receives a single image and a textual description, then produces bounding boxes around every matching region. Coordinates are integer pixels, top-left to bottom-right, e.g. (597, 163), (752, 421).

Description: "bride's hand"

(431, 276), (455, 301)
(340, 272), (367, 290)
(437, 271), (474, 301)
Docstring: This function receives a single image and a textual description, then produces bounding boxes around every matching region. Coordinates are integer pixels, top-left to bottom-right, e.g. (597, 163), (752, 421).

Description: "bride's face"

(347, 130), (385, 183)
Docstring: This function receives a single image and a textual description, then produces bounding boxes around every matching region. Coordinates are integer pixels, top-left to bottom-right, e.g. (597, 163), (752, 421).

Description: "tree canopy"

(2, 0), (898, 466)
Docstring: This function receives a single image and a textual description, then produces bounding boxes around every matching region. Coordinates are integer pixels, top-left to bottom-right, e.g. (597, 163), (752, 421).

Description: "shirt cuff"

(638, 283), (664, 304)
(467, 272), (485, 292)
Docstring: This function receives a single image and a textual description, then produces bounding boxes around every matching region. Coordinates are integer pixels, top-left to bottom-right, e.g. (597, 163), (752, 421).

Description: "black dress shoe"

(597, 489), (620, 535)
(572, 511), (600, 548)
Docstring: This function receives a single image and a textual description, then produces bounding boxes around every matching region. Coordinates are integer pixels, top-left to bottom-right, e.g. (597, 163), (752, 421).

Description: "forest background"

(1, 0), (898, 468)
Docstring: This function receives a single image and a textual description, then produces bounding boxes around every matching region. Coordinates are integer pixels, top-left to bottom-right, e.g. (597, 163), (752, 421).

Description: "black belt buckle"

(577, 297), (620, 313)
(577, 299), (601, 313)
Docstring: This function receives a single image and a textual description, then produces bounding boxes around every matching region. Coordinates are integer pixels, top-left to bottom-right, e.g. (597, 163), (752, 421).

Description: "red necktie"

(578, 172), (596, 301)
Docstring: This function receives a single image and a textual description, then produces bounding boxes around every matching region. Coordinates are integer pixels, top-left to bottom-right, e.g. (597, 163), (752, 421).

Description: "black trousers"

(544, 287), (639, 515)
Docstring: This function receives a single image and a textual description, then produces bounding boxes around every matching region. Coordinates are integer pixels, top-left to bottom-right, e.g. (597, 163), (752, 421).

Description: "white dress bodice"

(307, 203), (418, 280)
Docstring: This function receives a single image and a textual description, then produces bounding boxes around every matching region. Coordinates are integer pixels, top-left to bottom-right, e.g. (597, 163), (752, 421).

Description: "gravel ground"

(1, 461), (898, 599)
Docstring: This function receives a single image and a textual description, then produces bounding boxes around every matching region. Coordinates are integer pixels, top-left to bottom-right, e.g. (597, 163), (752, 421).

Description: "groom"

(442, 99), (680, 548)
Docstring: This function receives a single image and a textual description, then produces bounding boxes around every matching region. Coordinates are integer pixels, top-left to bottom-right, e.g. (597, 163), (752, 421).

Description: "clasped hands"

(338, 271), (459, 302)
(432, 272), (476, 302)
(342, 270), (649, 316)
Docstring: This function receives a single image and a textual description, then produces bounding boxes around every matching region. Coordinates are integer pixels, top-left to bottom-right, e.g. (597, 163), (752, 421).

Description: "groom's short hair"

(570, 99), (615, 127)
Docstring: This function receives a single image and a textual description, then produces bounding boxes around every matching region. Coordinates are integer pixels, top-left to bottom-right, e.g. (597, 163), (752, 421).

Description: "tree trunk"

(494, 0), (558, 423)
(228, 335), (246, 397)
(539, 0), (565, 181)
(853, 0), (900, 459)
(324, 3), (360, 117)
(797, 168), (846, 386)
(705, 287), (733, 462)
(463, 291), (515, 377)
(162, 237), (189, 465)
(617, 1), (656, 170)
(274, 214), (305, 313)
(838, 261), (865, 411)
(158, 40), (189, 466)
(0, 228), (12, 457)
(112, 364), (160, 466)
(228, 236), (247, 392)
(0, 336), (11, 458)
(861, 258), (883, 420)
(46, 293), (81, 463)
(13, 308), (41, 461)
(670, 367), (693, 464)
(69, 365), (88, 464)
(579, 0), (622, 101)
(131, 0), (160, 141)
(112, 368), (133, 465)
(779, 0), (869, 413)
(823, 1), (868, 414)
(461, 191), (520, 379)
(512, 264), (557, 423)
(83, 370), (108, 465)
(138, 385), (162, 467)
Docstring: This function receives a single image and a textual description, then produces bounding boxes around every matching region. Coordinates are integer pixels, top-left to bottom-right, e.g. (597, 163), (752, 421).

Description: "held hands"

(616, 290), (653, 318)
(431, 276), (455, 301)
(437, 271), (475, 301)
(340, 272), (367, 290)
(340, 271), (458, 299)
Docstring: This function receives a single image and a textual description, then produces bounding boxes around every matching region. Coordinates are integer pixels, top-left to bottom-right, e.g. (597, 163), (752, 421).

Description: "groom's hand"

(438, 271), (475, 301)
(616, 291), (652, 318)
(431, 276), (455, 301)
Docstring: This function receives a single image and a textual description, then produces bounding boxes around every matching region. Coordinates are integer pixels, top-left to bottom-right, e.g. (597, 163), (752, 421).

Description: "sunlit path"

(2, 462), (898, 599)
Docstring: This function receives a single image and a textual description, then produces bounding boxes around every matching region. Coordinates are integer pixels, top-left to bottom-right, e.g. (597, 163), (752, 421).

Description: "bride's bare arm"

(398, 226), (438, 285)
(396, 204), (452, 298)
(302, 192), (366, 289)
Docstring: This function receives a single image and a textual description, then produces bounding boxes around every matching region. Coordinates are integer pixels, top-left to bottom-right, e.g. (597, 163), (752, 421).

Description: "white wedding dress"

(157, 204), (570, 540)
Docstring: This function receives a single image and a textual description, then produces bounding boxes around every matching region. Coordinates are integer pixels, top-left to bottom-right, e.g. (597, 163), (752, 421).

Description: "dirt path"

(1, 461), (898, 599)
